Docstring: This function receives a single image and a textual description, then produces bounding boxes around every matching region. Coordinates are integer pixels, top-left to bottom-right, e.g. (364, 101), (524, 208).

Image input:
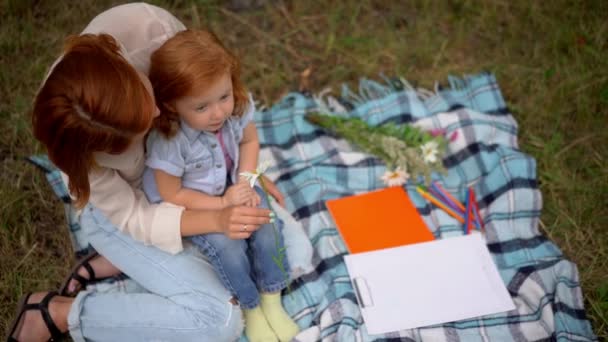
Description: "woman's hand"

(260, 175), (285, 207)
(217, 205), (271, 239)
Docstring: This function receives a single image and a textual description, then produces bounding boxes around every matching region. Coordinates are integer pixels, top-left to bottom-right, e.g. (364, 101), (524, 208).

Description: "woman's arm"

(181, 205), (271, 240)
(86, 167), (270, 254)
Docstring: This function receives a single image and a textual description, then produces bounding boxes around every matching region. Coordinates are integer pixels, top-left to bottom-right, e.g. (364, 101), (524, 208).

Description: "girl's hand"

(222, 182), (255, 207)
(245, 192), (261, 208)
(218, 205), (271, 239)
(260, 175), (285, 207)
(237, 175), (261, 207)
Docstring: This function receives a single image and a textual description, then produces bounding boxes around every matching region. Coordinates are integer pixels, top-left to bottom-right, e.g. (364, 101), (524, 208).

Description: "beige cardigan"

(57, 3), (187, 254)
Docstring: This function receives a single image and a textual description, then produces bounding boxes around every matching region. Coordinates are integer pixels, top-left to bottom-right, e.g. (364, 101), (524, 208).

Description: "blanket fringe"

(312, 73), (482, 116)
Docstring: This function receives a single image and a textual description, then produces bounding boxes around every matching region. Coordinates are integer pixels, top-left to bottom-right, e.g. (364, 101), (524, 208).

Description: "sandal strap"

(39, 291), (64, 340)
(82, 262), (97, 282)
(60, 250), (104, 297)
(70, 272), (89, 288)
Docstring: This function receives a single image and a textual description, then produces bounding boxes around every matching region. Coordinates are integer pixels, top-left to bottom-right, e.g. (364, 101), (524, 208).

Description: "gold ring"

(242, 225), (247, 232)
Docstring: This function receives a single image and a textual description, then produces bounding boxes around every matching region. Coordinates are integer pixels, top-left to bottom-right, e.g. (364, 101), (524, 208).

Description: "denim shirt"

(143, 101), (254, 203)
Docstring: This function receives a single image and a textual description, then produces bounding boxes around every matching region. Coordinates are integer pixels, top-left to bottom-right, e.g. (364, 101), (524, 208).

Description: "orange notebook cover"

(326, 187), (434, 253)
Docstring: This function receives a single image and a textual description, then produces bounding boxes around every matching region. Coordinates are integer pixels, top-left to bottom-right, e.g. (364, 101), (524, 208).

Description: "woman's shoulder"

(82, 3), (186, 73)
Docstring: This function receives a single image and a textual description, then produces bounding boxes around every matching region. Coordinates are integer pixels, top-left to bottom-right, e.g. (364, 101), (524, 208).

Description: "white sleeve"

(86, 167), (185, 254)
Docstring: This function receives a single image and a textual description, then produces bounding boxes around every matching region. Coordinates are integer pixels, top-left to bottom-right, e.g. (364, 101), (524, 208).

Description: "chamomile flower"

(239, 160), (272, 188)
(380, 167), (410, 187)
(420, 141), (439, 164)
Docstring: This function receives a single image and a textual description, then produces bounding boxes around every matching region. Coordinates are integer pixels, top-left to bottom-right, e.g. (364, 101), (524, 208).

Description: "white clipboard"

(344, 234), (515, 334)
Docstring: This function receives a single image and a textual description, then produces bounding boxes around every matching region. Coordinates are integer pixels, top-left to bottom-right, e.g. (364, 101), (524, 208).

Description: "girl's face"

(173, 73), (234, 133)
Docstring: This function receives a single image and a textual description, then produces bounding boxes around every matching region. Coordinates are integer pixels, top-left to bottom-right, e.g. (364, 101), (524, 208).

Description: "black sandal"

(59, 250), (105, 297)
(5, 291), (66, 341)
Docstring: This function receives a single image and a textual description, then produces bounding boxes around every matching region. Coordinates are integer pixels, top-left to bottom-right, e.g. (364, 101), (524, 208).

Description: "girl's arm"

(237, 122), (287, 206)
(237, 122), (260, 177)
(154, 169), (253, 210)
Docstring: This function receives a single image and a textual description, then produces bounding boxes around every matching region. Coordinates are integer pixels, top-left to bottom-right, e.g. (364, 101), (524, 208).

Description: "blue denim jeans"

(66, 204), (243, 342)
(190, 186), (290, 309)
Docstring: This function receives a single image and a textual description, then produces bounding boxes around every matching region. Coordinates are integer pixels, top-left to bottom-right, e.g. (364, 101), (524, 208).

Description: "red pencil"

(469, 188), (485, 232)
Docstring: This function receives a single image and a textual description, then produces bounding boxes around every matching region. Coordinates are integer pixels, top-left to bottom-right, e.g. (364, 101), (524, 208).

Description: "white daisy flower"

(380, 167), (410, 187)
(239, 160), (272, 188)
(420, 141), (439, 164)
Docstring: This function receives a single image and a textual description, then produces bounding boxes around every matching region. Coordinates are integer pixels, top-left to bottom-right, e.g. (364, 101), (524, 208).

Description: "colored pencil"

(464, 188), (471, 234)
(432, 182), (466, 212)
(429, 183), (461, 214)
(432, 182), (480, 230)
(416, 187), (465, 224)
(467, 188), (476, 234)
(469, 188), (484, 232)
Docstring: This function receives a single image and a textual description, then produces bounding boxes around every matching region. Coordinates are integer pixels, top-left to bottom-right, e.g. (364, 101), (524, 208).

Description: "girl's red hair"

(149, 29), (248, 138)
(32, 33), (155, 207)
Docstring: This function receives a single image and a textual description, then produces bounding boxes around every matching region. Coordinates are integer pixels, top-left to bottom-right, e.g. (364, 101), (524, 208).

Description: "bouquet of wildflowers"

(305, 113), (453, 186)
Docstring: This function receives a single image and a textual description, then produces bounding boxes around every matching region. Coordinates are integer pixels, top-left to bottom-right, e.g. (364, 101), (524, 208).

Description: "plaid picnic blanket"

(253, 72), (597, 341)
(30, 72), (596, 341)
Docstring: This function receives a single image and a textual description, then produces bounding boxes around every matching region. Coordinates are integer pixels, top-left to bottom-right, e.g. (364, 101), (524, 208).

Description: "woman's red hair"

(32, 33), (155, 208)
(149, 29), (248, 138)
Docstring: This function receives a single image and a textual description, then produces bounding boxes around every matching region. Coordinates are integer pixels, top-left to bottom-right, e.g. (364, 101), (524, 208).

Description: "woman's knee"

(203, 304), (243, 341)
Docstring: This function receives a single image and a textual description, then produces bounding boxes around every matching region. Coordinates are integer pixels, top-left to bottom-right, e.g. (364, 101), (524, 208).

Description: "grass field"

(1, 0), (606, 339)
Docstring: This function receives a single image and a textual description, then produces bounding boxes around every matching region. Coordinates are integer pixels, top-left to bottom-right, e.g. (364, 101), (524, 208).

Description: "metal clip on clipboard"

(353, 277), (374, 308)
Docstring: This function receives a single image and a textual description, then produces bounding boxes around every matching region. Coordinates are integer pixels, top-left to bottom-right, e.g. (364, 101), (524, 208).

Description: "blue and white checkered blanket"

(253, 73), (596, 341)
(30, 72), (596, 341)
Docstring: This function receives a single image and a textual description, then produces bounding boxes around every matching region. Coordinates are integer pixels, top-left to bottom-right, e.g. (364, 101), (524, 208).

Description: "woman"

(6, 3), (284, 341)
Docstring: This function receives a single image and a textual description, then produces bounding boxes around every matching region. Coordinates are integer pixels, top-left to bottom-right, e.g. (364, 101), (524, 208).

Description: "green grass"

(1, 0), (606, 338)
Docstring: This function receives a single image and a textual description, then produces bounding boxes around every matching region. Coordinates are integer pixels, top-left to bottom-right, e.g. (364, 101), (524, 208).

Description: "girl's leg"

(190, 232), (278, 342)
(250, 186), (299, 341)
(68, 204), (243, 342)
(189, 233), (259, 309)
(250, 186), (290, 293)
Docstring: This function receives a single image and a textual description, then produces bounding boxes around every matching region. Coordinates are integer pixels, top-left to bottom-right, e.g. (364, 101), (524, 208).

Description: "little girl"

(142, 29), (299, 342)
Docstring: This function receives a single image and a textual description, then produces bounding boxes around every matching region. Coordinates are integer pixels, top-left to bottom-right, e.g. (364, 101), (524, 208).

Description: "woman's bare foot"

(64, 254), (121, 294)
(9, 292), (73, 341)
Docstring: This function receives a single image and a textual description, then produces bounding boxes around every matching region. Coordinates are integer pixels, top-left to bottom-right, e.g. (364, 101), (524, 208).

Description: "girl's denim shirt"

(142, 103), (254, 203)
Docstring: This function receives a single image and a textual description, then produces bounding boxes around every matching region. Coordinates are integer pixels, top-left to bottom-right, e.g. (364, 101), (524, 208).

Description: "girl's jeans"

(66, 204), (243, 342)
(190, 186), (290, 309)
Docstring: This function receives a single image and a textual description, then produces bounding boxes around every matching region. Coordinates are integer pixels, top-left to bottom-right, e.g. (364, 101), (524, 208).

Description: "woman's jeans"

(66, 204), (243, 342)
(190, 186), (290, 309)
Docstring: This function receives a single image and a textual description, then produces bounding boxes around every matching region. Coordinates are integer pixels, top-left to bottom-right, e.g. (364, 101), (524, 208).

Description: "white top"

(56, 2), (187, 254)
(81, 2), (185, 74)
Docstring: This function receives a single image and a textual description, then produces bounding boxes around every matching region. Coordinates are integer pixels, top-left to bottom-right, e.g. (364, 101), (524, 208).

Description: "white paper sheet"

(343, 234), (515, 334)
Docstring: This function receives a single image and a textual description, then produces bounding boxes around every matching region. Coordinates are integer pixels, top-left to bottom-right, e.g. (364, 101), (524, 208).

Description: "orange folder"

(326, 187), (434, 253)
